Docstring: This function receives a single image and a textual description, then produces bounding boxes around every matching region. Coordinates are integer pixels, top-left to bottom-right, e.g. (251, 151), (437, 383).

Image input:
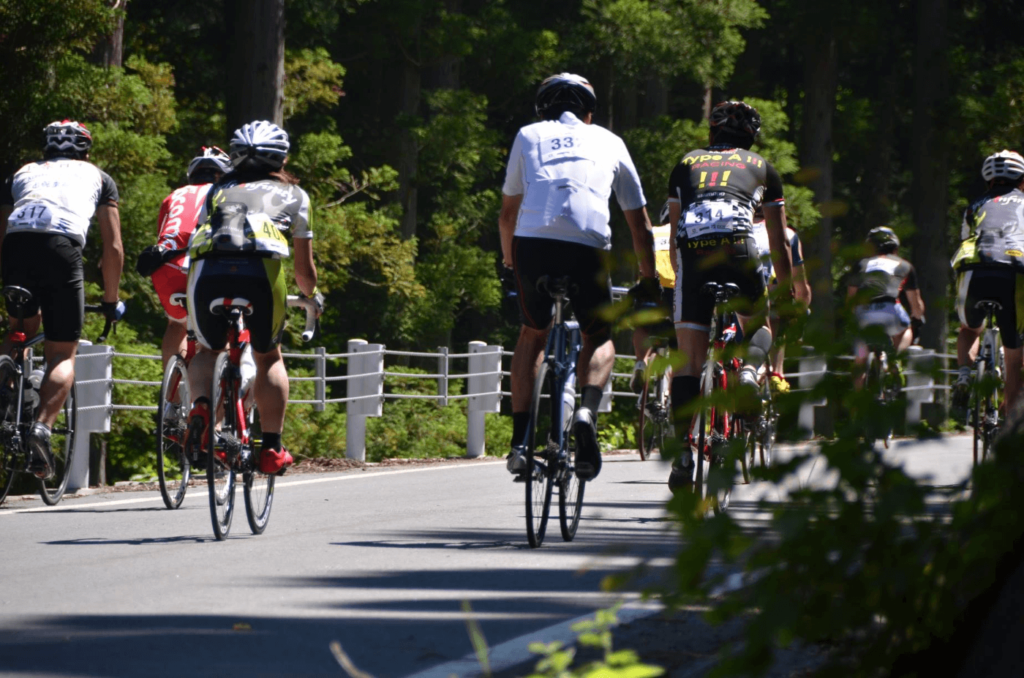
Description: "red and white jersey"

(156, 184), (212, 271)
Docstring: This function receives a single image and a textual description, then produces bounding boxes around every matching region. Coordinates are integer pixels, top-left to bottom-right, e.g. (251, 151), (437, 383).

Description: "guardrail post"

(905, 346), (934, 427)
(437, 346), (449, 407)
(599, 378), (612, 413)
(69, 342), (113, 492)
(346, 339), (384, 461)
(797, 355), (827, 439)
(467, 341), (502, 458)
(314, 346), (326, 413)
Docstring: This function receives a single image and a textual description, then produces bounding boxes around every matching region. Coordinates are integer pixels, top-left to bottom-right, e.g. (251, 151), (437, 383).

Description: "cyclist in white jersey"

(499, 73), (656, 481)
(0, 120), (124, 478)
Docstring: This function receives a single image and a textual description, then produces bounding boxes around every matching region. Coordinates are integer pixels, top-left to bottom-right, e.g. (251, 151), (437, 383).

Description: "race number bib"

(539, 135), (582, 164)
(8, 203), (54, 231)
(682, 200), (741, 239)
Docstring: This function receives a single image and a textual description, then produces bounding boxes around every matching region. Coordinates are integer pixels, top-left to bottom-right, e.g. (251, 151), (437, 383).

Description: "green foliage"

(284, 48), (346, 121)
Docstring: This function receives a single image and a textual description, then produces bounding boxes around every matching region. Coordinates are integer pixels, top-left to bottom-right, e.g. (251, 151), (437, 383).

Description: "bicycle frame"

(219, 312), (254, 456)
(536, 294), (582, 454)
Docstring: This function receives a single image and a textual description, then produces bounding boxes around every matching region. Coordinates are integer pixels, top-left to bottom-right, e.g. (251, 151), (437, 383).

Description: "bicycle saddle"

(700, 282), (741, 303)
(2, 286), (33, 307)
(536, 275), (576, 299)
(209, 297), (254, 316)
(170, 293), (188, 308)
(974, 299), (1003, 312)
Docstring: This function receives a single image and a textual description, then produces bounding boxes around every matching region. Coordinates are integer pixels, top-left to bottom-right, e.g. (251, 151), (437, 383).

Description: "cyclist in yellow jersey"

(630, 203), (677, 392)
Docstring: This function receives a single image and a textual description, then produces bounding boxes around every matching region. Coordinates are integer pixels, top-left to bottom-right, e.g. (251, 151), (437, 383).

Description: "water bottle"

(562, 373), (577, 433)
(239, 345), (257, 410)
(22, 368), (44, 416)
(28, 368), (44, 391)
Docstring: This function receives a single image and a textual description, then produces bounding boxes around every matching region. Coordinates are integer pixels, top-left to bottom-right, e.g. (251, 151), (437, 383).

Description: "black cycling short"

(512, 236), (612, 337)
(1, 232), (84, 341)
(956, 266), (1021, 349)
(188, 256), (287, 353)
(674, 233), (766, 330)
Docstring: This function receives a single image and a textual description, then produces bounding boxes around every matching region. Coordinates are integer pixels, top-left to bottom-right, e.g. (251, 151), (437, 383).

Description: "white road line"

(0, 460), (503, 516)
(402, 599), (665, 678)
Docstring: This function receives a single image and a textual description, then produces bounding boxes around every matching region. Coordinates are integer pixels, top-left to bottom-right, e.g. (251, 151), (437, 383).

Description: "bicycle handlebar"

(286, 295), (319, 342)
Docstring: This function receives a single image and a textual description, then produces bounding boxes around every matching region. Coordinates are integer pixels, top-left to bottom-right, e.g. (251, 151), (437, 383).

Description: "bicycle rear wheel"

(638, 371), (669, 461)
(525, 361), (555, 548)
(558, 424), (586, 542)
(208, 352), (237, 540)
(38, 380), (77, 505)
(243, 405), (275, 534)
(0, 356), (19, 505)
(157, 356), (191, 509)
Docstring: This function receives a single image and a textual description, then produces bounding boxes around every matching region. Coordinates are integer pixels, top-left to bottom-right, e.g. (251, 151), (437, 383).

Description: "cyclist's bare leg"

(161, 319), (188, 367)
(892, 327), (912, 353)
(511, 325), (548, 413)
(852, 340), (869, 390)
(577, 334), (614, 389)
(188, 347), (216, 404)
(37, 340), (77, 428)
(676, 326), (710, 378)
(956, 324), (983, 368)
(1005, 346), (1022, 411)
(632, 327), (654, 363)
(252, 347), (287, 433)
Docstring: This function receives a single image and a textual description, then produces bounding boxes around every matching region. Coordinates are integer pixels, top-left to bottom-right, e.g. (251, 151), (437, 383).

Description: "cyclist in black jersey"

(951, 150), (1024, 411)
(666, 101), (793, 492)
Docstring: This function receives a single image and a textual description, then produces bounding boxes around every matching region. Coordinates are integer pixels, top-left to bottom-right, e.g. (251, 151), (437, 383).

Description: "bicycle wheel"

(747, 376), (775, 476)
(38, 380), (77, 505)
(525, 361), (555, 548)
(558, 422), (586, 542)
(207, 352), (237, 540)
(0, 356), (20, 505)
(972, 360), (984, 466)
(637, 378), (651, 462)
(243, 405), (275, 535)
(157, 356), (191, 509)
(638, 371), (669, 461)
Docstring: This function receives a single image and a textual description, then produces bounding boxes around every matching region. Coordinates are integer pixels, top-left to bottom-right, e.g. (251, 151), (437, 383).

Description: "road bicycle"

(198, 294), (317, 540)
(0, 286), (116, 506)
(970, 299), (1003, 465)
(638, 345), (672, 461)
(862, 339), (902, 449)
(689, 282), (774, 513)
(519, 275), (586, 548)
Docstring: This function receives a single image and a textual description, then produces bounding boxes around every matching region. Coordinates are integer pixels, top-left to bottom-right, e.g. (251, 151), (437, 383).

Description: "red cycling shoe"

(259, 447), (294, 475)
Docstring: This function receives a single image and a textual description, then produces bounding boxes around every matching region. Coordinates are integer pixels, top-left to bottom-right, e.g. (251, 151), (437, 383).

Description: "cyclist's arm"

(293, 237), (318, 299)
(667, 200), (681, 280)
(764, 204), (792, 290)
(906, 288), (925, 319)
(97, 205), (123, 304)
(499, 193), (522, 267)
(623, 207), (656, 279)
(794, 263), (811, 307)
(0, 206), (10, 262)
(846, 285), (858, 300)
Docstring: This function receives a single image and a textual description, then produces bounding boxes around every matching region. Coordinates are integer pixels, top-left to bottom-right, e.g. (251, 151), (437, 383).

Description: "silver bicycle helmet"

(186, 146), (232, 183)
(981, 150), (1024, 183)
(229, 120), (290, 170)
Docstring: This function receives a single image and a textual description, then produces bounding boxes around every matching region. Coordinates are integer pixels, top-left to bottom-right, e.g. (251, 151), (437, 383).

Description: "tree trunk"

(92, 0), (126, 69)
(226, 0), (285, 131)
(909, 0), (949, 352)
(800, 30), (839, 340)
(863, 68), (900, 234)
(394, 58), (421, 241)
(642, 77), (668, 120)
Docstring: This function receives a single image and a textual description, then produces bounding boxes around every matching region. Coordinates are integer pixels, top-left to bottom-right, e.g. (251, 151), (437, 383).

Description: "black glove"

(628, 277), (661, 308)
(101, 300), (125, 322)
(911, 316), (925, 340)
(135, 244), (169, 277)
(498, 264), (518, 296)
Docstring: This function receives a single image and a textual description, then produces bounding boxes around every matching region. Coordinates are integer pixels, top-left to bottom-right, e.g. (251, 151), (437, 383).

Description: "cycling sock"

(580, 385), (604, 413)
(746, 326), (773, 371)
(261, 432), (282, 452)
(511, 412), (530, 447)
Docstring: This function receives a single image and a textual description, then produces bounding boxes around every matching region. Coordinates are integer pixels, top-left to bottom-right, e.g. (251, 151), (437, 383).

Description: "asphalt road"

(0, 435), (974, 678)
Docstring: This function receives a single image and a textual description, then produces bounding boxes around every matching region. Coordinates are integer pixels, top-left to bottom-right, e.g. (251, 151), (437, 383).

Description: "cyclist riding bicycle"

(137, 147), (232, 366)
(186, 120), (323, 476)
(666, 100), (793, 492)
(628, 202), (678, 394)
(751, 204), (812, 385)
(499, 73), (657, 481)
(0, 120), (124, 478)
(951, 150), (1024, 411)
(847, 227), (925, 388)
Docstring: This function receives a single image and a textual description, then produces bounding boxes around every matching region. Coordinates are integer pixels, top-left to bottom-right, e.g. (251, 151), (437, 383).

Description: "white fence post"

(467, 341), (502, 458)
(314, 346), (326, 413)
(905, 346), (934, 427)
(437, 346), (448, 407)
(68, 343), (113, 492)
(796, 355), (827, 438)
(346, 339), (383, 461)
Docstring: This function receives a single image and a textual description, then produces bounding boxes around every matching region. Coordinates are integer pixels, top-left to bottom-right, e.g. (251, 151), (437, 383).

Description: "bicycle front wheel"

(558, 423), (586, 542)
(208, 352), (237, 540)
(525, 361), (555, 548)
(39, 380), (77, 505)
(157, 356), (191, 509)
(638, 371), (669, 461)
(0, 356), (20, 505)
(243, 405), (275, 534)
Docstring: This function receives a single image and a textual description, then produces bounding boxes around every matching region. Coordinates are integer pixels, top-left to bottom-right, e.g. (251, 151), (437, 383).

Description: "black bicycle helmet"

(867, 226), (900, 253)
(187, 146), (232, 184)
(709, 101), (761, 140)
(43, 120), (92, 158)
(535, 73), (597, 121)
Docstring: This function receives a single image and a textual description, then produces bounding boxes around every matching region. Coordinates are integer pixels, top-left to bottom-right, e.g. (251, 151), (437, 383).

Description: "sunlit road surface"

(0, 435), (973, 677)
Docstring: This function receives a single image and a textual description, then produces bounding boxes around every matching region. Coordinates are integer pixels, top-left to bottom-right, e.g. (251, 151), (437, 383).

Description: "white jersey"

(2, 158), (119, 247)
(502, 111), (646, 250)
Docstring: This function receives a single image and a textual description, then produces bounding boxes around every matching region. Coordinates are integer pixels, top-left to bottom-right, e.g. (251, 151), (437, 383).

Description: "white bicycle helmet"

(229, 120), (290, 170)
(186, 146), (232, 183)
(43, 120), (92, 157)
(981, 150), (1024, 183)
